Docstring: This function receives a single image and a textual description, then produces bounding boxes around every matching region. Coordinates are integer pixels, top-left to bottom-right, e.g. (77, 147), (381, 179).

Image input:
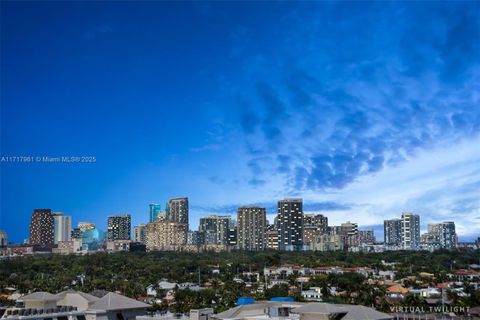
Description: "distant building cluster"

(384, 213), (458, 251)
(0, 196), (475, 255)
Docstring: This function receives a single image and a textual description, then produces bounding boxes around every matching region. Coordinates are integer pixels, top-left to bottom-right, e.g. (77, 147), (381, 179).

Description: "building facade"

(133, 224), (147, 244)
(227, 226), (237, 247)
(237, 206), (266, 251)
(302, 214), (329, 247)
(29, 209), (55, 249)
(146, 220), (187, 251)
(339, 221), (359, 248)
(107, 215), (131, 241)
(266, 224), (278, 250)
(302, 225), (319, 247)
(199, 215), (230, 245)
(187, 230), (204, 245)
(168, 197), (189, 228)
(303, 214), (328, 234)
(312, 234), (343, 251)
(384, 219), (402, 246)
(149, 204), (162, 223)
(358, 230), (375, 245)
(52, 212), (72, 244)
(277, 198), (303, 251)
(401, 213), (421, 249)
(0, 230), (7, 247)
(425, 221), (457, 249)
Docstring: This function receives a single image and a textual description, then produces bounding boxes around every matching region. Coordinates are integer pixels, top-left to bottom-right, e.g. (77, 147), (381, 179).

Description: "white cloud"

(305, 134), (480, 239)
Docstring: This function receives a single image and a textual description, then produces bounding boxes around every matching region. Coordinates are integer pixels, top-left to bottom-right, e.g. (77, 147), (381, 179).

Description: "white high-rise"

(52, 212), (72, 244)
(401, 213), (420, 249)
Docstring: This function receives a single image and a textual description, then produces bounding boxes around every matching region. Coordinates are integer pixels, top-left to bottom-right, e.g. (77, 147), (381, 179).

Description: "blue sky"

(1, 1), (479, 243)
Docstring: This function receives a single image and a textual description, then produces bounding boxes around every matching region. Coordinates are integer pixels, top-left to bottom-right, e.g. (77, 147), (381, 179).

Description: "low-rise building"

(106, 240), (132, 252)
(1, 290), (149, 320)
(300, 287), (322, 301)
(211, 301), (393, 320)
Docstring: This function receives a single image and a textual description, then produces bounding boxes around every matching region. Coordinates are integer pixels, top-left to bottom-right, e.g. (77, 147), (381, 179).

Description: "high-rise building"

(199, 215), (230, 245)
(277, 199), (303, 251)
(340, 221), (358, 236)
(328, 225), (342, 236)
(303, 226), (319, 247)
(107, 215), (131, 241)
(29, 209), (55, 248)
(237, 206), (266, 251)
(146, 220), (187, 250)
(384, 219), (402, 246)
(304, 214), (329, 234)
(168, 197), (189, 228)
(303, 214), (329, 247)
(358, 230), (375, 245)
(134, 224), (147, 244)
(0, 230), (7, 247)
(426, 222), (457, 249)
(52, 212), (72, 244)
(266, 224), (278, 250)
(187, 230), (204, 245)
(149, 204), (162, 223)
(71, 228), (83, 240)
(401, 213), (420, 249)
(340, 221), (359, 247)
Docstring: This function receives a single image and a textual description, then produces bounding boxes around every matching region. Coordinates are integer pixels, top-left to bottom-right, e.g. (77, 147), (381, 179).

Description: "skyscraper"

(277, 198), (303, 251)
(107, 215), (131, 241)
(29, 209), (55, 248)
(237, 206), (266, 251)
(149, 204), (162, 223)
(401, 213), (420, 249)
(52, 212), (72, 244)
(384, 219), (402, 246)
(199, 215), (230, 245)
(168, 197), (189, 228)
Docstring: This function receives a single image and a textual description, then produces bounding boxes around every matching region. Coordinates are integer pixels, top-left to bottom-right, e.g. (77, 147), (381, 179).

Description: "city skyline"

(0, 198), (467, 248)
(1, 2), (479, 243)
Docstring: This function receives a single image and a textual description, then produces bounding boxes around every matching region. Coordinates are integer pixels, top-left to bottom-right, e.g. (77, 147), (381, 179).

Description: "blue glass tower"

(149, 203), (161, 223)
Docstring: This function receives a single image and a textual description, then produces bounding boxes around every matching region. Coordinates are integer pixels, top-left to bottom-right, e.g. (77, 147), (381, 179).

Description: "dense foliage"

(0, 249), (478, 313)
